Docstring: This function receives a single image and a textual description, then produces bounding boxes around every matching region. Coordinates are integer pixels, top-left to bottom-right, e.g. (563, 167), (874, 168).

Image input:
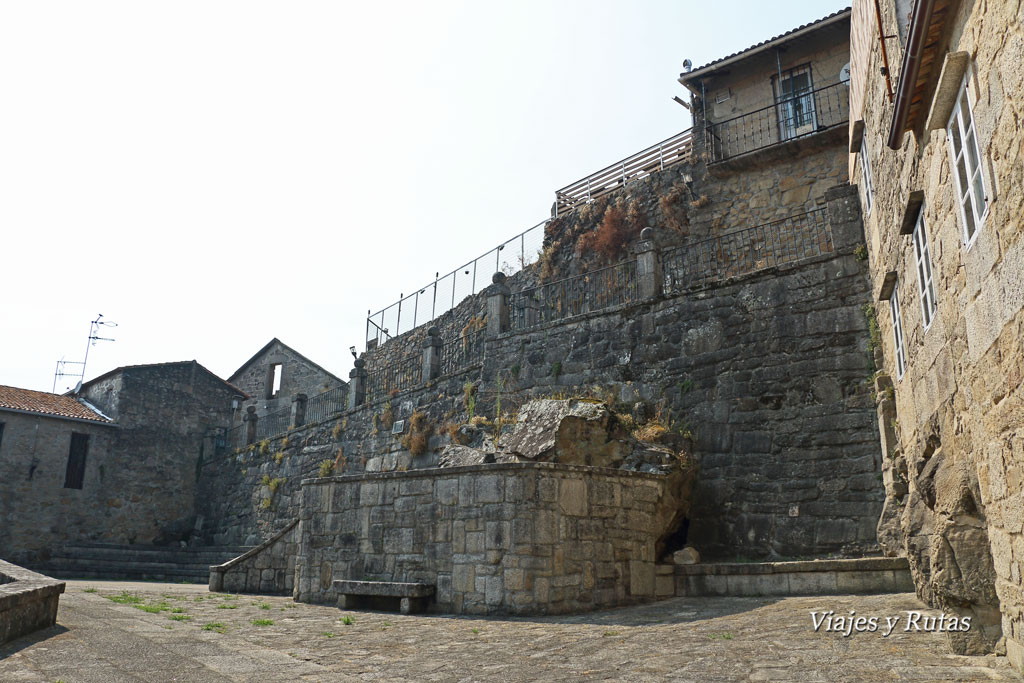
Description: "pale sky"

(1, 1), (849, 393)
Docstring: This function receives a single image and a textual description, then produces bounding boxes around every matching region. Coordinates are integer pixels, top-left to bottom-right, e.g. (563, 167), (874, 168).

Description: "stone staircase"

(30, 543), (252, 583)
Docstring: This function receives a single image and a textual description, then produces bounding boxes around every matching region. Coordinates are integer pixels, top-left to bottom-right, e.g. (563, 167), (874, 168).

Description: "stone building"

(0, 386), (117, 563)
(0, 362), (247, 566)
(850, 0), (1023, 668)
(228, 338), (347, 421)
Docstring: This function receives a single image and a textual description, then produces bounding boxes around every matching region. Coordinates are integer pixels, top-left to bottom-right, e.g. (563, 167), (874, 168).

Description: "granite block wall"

(294, 463), (682, 615)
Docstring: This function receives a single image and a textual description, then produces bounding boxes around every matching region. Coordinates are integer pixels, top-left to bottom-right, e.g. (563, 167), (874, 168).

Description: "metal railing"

(706, 81), (848, 162)
(510, 259), (639, 331)
(554, 128), (694, 216)
(304, 385), (348, 425)
(365, 219), (548, 350)
(663, 208), (833, 293)
(365, 354), (423, 404)
(440, 329), (486, 377)
(255, 406), (292, 443)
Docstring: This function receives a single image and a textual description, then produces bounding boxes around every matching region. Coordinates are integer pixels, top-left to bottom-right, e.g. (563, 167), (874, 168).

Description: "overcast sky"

(1, 1), (849, 393)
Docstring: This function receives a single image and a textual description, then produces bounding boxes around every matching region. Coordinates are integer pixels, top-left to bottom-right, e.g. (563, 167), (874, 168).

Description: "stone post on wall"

(486, 272), (511, 337)
(824, 184), (864, 251)
(244, 405), (258, 446)
(634, 227), (663, 301)
(291, 393), (308, 428)
(348, 358), (366, 409)
(422, 326), (442, 381)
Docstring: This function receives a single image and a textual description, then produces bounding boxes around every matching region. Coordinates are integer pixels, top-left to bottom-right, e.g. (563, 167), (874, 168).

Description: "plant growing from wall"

(551, 361), (562, 381)
(854, 243), (869, 261)
(258, 475), (287, 509)
(317, 459), (334, 478)
(258, 440), (270, 456)
(332, 421), (343, 440)
(464, 382), (476, 419)
(400, 410), (433, 457)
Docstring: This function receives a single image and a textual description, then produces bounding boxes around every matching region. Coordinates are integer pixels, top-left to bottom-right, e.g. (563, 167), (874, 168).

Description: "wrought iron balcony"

(705, 81), (849, 162)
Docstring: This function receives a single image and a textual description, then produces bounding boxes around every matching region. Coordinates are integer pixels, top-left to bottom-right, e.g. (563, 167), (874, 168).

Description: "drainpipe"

(887, 0), (938, 149)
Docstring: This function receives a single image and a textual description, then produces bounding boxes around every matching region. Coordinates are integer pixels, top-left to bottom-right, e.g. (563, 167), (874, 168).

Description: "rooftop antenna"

(52, 314), (117, 393)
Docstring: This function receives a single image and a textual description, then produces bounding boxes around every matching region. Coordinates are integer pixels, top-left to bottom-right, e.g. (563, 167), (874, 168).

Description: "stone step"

(663, 556), (913, 598)
(29, 544), (253, 583)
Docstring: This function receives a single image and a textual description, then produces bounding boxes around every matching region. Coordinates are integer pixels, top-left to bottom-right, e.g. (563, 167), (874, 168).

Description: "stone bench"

(333, 580), (434, 614)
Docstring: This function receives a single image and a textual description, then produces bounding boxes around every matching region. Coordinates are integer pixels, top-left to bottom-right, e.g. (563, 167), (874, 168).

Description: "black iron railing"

(510, 259), (639, 330)
(365, 354), (423, 404)
(662, 208), (833, 293)
(255, 407), (291, 443)
(304, 386), (348, 425)
(441, 329), (486, 377)
(706, 81), (849, 162)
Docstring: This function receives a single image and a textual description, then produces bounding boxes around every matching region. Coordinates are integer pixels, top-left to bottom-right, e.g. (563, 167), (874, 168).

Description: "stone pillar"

(824, 184), (865, 251)
(244, 405), (258, 445)
(518, 295), (539, 329)
(348, 358), (367, 409)
(634, 227), (663, 301)
(422, 326), (442, 381)
(486, 272), (510, 337)
(291, 393), (308, 428)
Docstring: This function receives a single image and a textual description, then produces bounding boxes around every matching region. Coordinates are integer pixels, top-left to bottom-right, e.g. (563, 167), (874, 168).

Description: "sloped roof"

(228, 338), (346, 386)
(0, 385), (112, 423)
(81, 360), (249, 399)
(679, 8), (851, 85)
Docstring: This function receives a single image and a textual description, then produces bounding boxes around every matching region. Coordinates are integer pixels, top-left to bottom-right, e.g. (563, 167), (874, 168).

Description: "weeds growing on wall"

(464, 382), (476, 419)
(400, 410), (433, 457)
(317, 459), (334, 478)
(575, 203), (645, 263)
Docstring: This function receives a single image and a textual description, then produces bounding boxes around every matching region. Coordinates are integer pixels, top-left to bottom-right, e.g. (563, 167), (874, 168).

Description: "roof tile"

(0, 385), (112, 423)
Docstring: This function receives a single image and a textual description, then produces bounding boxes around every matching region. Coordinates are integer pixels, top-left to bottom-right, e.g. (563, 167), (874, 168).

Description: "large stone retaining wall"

(0, 559), (64, 645)
(197, 191), (882, 562)
(295, 463), (686, 615)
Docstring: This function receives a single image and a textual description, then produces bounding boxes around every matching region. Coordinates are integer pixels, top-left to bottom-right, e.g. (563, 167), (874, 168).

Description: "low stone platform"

(334, 579), (434, 614)
(667, 556), (913, 597)
(0, 559), (65, 645)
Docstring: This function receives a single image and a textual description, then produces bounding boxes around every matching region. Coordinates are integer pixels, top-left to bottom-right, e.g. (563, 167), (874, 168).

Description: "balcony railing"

(706, 81), (849, 162)
(662, 208), (833, 293)
(554, 129), (693, 216)
(510, 259), (639, 330)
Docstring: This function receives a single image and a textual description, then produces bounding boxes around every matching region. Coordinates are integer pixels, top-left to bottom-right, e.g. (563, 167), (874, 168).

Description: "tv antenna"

(52, 314), (118, 393)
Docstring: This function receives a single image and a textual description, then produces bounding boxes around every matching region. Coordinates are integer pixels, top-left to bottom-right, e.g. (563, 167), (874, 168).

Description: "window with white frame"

(889, 287), (907, 380)
(946, 72), (987, 246)
(859, 138), (874, 215)
(911, 210), (937, 330)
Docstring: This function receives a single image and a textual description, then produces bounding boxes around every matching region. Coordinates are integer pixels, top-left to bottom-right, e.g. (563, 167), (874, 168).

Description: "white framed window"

(859, 138), (874, 216)
(911, 210), (937, 330)
(946, 72), (987, 247)
(890, 287), (907, 380)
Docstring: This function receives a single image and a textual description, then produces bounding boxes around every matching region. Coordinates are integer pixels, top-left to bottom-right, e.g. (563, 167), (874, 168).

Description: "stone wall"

(295, 463), (684, 615)
(0, 559), (64, 645)
(852, 0), (1024, 666)
(198, 188), (882, 562)
(0, 412), (116, 564)
(209, 519), (299, 595)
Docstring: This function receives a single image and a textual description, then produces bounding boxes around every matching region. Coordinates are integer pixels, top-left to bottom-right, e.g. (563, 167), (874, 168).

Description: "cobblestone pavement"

(0, 581), (1020, 682)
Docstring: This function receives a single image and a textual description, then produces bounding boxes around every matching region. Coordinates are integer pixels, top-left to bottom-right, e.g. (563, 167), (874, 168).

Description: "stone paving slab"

(0, 580), (1019, 682)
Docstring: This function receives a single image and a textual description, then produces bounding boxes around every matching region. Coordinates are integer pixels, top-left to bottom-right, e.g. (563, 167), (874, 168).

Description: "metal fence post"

(486, 272), (511, 337)
(634, 227), (664, 301)
(244, 406), (258, 446)
(291, 393), (308, 428)
(422, 326), (442, 381)
(348, 358), (367, 409)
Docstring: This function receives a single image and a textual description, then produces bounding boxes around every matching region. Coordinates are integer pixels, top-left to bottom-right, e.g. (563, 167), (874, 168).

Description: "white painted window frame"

(946, 70), (988, 249)
(911, 210), (937, 331)
(859, 138), (874, 216)
(889, 286), (907, 380)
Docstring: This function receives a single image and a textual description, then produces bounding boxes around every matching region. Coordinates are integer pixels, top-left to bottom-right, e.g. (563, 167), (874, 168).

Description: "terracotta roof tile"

(0, 385), (111, 423)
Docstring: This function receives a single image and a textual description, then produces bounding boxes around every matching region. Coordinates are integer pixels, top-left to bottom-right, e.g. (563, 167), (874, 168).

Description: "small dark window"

(0, 422), (5, 451)
(64, 432), (89, 489)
